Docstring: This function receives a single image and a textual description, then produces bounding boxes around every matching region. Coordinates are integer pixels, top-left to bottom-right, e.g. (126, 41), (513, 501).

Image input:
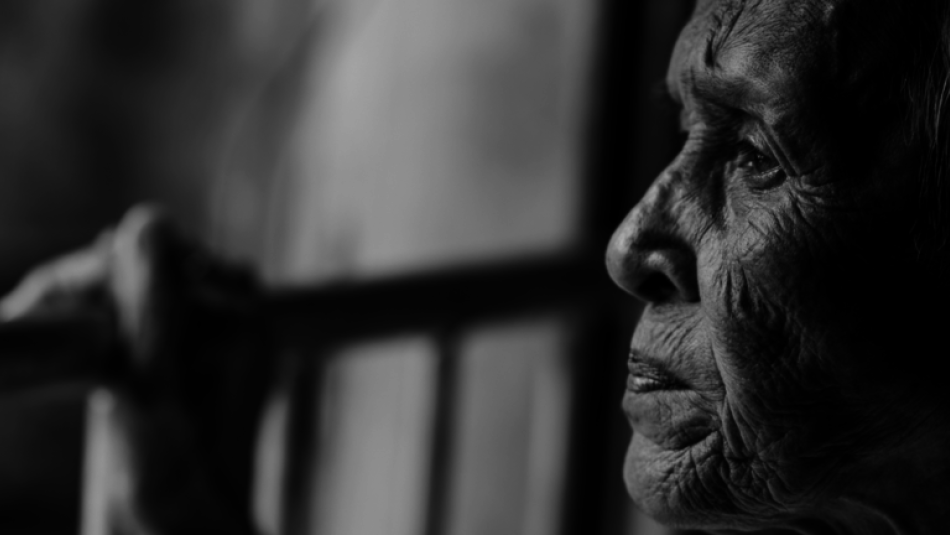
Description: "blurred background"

(0, 0), (694, 534)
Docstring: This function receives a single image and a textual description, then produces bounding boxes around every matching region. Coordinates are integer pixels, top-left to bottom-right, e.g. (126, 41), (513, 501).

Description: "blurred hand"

(1, 206), (272, 535)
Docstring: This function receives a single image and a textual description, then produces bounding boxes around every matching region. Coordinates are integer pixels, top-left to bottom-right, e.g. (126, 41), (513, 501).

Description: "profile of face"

(607, 0), (950, 532)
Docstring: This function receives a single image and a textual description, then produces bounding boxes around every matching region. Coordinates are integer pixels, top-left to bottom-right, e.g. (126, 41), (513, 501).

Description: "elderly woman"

(5, 0), (950, 533)
(605, 0), (950, 532)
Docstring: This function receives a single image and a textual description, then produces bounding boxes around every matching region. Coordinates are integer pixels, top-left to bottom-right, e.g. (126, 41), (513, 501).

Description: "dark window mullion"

(423, 328), (461, 535)
(280, 347), (321, 535)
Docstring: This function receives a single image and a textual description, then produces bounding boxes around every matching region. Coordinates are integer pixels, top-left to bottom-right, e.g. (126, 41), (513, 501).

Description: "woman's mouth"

(627, 350), (686, 393)
(623, 349), (716, 450)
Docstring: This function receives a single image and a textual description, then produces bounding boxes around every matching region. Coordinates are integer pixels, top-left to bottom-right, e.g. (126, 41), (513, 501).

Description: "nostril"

(636, 272), (679, 303)
(606, 225), (700, 305)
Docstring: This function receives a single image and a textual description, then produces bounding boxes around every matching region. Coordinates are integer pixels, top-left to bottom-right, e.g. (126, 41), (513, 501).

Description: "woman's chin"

(623, 430), (746, 531)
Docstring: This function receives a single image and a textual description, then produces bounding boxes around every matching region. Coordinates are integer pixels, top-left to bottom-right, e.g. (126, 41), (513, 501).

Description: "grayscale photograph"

(0, 1), (942, 534)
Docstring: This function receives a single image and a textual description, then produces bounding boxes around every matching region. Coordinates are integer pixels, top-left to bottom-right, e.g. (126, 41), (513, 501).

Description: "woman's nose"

(605, 184), (700, 305)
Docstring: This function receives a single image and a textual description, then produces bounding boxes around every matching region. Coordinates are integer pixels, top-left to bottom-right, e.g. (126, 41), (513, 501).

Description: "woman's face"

(607, 0), (950, 530)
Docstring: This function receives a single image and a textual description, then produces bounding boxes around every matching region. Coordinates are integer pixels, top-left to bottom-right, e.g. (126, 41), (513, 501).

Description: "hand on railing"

(1, 206), (271, 535)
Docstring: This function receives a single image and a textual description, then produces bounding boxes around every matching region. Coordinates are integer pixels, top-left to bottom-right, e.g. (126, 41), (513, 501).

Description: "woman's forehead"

(668, 0), (851, 104)
(685, 0), (840, 64)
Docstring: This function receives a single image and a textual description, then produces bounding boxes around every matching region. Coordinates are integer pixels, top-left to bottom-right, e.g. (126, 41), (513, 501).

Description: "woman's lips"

(624, 349), (717, 449)
(627, 349), (686, 393)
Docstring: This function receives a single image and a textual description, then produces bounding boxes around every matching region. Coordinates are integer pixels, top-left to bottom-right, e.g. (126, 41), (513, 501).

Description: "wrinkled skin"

(607, 0), (950, 533)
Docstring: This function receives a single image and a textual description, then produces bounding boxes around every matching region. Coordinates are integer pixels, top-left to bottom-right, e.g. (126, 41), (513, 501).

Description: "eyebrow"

(689, 70), (758, 113)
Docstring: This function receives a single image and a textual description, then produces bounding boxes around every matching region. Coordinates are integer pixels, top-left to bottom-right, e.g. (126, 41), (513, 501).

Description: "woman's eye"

(736, 141), (776, 172)
(729, 139), (783, 187)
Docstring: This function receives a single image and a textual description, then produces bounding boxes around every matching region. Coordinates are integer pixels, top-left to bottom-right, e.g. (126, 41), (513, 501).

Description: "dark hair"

(902, 2), (950, 261)
(868, 0), (950, 277)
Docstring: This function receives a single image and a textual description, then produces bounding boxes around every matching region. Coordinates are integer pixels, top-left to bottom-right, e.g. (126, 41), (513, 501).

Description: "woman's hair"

(903, 2), (950, 261)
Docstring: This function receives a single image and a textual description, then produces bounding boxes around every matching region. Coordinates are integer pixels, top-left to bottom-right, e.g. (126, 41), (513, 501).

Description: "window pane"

(303, 337), (438, 535)
(211, 0), (597, 283)
(446, 317), (572, 535)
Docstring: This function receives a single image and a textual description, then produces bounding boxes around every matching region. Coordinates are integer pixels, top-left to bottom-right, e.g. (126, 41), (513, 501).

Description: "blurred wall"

(0, 2), (317, 532)
(0, 1), (691, 534)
